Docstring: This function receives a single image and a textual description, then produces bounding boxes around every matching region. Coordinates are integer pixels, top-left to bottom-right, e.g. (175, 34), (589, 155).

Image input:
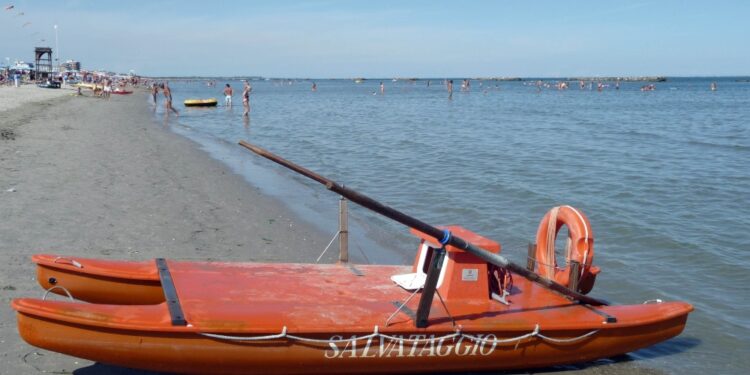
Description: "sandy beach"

(0, 84), (73, 113)
(0, 87), (328, 374)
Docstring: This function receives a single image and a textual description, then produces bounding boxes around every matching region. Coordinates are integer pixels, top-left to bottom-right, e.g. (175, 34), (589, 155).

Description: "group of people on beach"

(0, 69), (22, 87)
(147, 80), (252, 118)
(150, 82), (178, 116)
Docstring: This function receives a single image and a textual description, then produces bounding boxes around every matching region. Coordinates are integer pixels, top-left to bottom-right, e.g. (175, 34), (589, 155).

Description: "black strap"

(155, 258), (187, 326)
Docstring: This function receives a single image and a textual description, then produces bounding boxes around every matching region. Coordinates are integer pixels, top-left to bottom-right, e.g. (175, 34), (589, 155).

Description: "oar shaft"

(238, 141), (607, 306)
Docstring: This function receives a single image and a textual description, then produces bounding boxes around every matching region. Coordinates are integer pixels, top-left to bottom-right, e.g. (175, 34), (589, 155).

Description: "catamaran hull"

(16, 310), (688, 374)
(18, 251), (692, 374)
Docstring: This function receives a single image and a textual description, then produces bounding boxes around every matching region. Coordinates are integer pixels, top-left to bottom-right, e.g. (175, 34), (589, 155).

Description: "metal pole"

(54, 25), (58, 72)
(339, 197), (349, 263)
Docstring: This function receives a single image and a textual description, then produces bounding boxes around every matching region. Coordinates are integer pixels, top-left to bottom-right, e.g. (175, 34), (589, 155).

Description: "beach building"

(61, 60), (81, 72)
(10, 60), (34, 72)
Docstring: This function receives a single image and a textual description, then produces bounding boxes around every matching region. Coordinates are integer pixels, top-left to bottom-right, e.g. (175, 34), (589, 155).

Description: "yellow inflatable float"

(184, 98), (218, 107)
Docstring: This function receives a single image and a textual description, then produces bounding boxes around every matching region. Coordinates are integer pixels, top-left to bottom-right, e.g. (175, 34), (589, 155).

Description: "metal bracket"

(155, 258), (187, 326)
(415, 247), (446, 328)
(580, 303), (617, 323)
(491, 290), (511, 305)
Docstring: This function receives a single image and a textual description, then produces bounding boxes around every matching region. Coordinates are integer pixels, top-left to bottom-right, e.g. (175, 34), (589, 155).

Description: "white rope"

(199, 327), (289, 341)
(463, 324), (540, 345)
(315, 230), (341, 263)
(42, 286), (75, 301)
(198, 323), (599, 346)
(528, 255), (568, 270)
(537, 329), (599, 344)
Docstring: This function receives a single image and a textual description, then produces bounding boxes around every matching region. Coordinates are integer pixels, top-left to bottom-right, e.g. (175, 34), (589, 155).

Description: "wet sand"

(0, 89), (666, 374)
(0, 88), (328, 374)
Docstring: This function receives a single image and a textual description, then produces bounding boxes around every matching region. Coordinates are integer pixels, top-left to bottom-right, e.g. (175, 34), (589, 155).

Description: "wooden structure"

(34, 47), (53, 82)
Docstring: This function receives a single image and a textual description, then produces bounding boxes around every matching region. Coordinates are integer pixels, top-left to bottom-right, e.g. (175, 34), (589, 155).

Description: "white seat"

(390, 272), (427, 291)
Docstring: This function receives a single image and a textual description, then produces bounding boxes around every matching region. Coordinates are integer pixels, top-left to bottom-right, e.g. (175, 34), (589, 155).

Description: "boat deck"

(14, 259), (692, 335)
(164, 261), (683, 333)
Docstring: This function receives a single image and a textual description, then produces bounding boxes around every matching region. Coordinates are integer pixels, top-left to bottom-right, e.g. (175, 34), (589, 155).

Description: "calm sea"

(152, 77), (749, 374)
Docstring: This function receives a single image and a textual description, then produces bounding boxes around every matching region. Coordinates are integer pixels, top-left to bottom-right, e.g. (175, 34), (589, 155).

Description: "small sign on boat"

(462, 269), (479, 281)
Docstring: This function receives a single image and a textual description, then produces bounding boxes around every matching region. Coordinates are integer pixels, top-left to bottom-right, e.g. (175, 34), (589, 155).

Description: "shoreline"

(0, 88), (329, 374)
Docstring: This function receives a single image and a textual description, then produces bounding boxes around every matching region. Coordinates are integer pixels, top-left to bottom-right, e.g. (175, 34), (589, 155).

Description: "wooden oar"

(238, 141), (608, 307)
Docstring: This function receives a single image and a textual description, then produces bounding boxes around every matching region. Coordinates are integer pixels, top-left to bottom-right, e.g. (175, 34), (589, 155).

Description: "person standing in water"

(163, 82), (179, 116)
(447, 79), (454, 100)
(380, 81), (385, 95)
(311, 82), (317, 92)
(223, 83), (233, 107)
(242, 81), (252, 117)
(151, 83), (159, 105)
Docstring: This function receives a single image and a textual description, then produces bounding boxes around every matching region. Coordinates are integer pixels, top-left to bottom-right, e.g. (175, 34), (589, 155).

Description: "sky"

(1, 0), (748, 77)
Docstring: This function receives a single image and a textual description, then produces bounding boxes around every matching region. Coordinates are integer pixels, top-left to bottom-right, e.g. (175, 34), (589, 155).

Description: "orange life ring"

(535, 205), (599, 293)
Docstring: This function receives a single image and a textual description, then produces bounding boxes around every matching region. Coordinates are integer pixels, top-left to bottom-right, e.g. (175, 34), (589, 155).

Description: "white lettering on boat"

(324, 334), (498, 359)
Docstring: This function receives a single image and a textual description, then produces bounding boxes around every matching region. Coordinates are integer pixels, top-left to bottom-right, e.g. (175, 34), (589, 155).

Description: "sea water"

(154, 77), (749, 374)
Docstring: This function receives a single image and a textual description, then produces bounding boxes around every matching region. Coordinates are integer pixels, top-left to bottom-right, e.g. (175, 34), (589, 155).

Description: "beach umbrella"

(4, 5), (14, 11)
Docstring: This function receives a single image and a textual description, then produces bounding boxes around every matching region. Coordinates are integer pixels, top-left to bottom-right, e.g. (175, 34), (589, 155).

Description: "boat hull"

(16, 309), (688, 374)
(35, 255), (163, 305)
(15, 254), (693, 374)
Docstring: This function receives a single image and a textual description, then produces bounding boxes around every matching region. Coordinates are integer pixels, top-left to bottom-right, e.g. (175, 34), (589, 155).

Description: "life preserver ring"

(535, 205), (600, 294)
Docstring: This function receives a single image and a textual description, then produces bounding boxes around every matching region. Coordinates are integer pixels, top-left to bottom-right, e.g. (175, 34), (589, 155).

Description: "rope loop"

(42, 286), (75, 301)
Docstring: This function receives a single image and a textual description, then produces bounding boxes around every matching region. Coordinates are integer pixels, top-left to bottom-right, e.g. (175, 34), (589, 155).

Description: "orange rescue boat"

(11, 143), (693, 374)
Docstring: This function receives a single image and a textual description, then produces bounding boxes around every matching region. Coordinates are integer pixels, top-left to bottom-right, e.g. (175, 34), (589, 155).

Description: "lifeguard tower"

(34, 47), (53, 82)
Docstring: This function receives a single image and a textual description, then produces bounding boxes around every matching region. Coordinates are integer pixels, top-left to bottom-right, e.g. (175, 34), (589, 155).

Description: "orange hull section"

(34, 254), (163, 304)
(15, 309), (688, 374)
(15, 254), (692, 374)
